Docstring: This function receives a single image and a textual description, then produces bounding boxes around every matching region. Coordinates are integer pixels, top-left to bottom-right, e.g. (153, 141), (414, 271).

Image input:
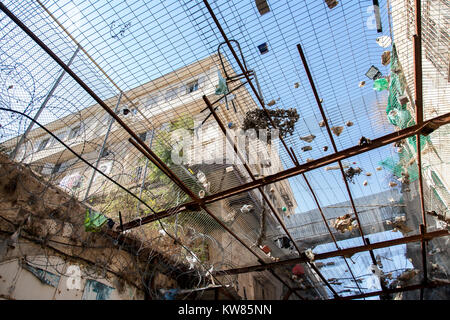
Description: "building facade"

(1, 54), (307, 299)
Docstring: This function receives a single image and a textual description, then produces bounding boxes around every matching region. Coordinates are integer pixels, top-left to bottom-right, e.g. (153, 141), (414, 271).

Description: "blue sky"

(1, 0), (403, 212)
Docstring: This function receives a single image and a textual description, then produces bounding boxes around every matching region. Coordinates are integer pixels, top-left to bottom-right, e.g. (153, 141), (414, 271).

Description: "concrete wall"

(0, 152), (188, 300)
(0, 253), (144, 300)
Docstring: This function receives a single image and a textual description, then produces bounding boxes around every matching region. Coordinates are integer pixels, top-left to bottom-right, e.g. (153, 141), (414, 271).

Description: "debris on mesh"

(258, 42), (269, 54)
(299, 134), (316, 143)
(305, 249), (315, 261)
(301, 146), (312, 152)
(381, 51), (391, 66)
(373, 78), (389, 91)
(359, 136), (371, 146)
(397, 269), (419, 282)
(344, 167), (363, 184)
(260, 244), (271, 254)
(331, 126), (343, 136)
(223, 210), (237, 223)
(398, 171), (410, 185)
(388, 216), (412, 234)
(397, 95), (409, 105)
(240, 204), (253, 214)
(332, 214), (357, 233)
(376, 35), (392, 48)
(325, 0), (339, 9)
(242, 108), (299, 142)
(325, 164), (349, 171)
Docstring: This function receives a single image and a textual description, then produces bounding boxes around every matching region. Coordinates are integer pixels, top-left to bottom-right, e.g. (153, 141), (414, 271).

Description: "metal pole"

(10, 45), (80, 160)
(135, 129), (155, 216)
(413, 0), (428, 300)
(83, 92), (122, 201)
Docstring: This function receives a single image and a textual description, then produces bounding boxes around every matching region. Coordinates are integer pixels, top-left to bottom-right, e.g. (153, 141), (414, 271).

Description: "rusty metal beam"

(212, 229), (448, 276)
(121, 204), (192, 230)
(296, 42), (371, 297)
(334, 280), (450, 300)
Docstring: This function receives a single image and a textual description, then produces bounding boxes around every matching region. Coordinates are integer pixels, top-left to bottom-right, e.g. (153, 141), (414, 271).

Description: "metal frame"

(2, 0), (448, 300)
(212, 230), (448, 276)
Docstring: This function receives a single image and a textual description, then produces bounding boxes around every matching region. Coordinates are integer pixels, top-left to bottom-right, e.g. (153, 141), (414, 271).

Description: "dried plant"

(344, 167), (363, 184)
(242, 108), (299, 143)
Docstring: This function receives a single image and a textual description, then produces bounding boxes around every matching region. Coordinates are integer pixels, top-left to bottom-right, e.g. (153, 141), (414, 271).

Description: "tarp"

(215, 71), (228, 95)
(84, 208), (108, 232)
(379, 43), (431, 182)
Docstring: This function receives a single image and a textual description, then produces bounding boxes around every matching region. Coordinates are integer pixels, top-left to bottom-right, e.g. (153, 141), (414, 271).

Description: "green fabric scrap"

(84, 208), (108, 232)
(373, 78), (389, 91)
(215, 71), (229, 95)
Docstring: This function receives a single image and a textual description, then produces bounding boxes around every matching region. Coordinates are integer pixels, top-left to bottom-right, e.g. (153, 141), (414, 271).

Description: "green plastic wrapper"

(373, 78), (389, 91)
(215, 71), (229, 95)
(84, 208), (108, 232)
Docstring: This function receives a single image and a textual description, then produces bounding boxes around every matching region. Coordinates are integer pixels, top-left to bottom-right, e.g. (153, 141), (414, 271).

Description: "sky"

(0, 0), (403, 211)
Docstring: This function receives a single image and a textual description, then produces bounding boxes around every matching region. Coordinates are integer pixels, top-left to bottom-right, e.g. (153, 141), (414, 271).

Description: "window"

(52, 163), (62, 174)
(69, 125), (81, 139)
(145, 95), (159, 108)
(37, 138), (49, 152)
(52, 131), (67, 146)
(100, 147), (110, 158)
(134, 166), (143, 182)
(138, 131), (147, 141)
(34, 164), (44, 174)
(165, 87), (178, 102)
(186, 80), (199, 94)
